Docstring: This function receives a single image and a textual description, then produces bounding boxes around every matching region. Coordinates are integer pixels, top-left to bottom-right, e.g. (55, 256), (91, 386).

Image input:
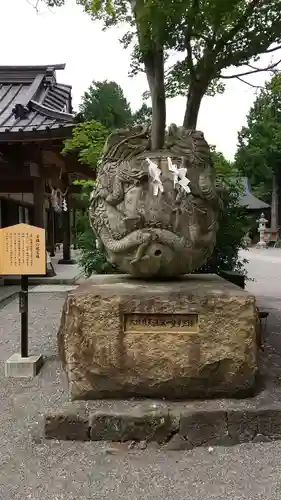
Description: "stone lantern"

(256, 212), (268, 249)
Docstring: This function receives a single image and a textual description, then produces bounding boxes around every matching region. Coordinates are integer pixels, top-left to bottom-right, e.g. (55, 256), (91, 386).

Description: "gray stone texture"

(179, 410), (229, 446)
(45, 402), (90, 441)
(58, 274), (257, 400)
(89, 409), (174, 442)
(89, 126), (222, 278)
(44, 402), (281, 449)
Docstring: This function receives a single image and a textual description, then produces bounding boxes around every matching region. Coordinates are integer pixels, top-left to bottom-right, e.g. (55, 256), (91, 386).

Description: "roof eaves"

(0, 64), (65, 77)
(238, 194), (270, 210)
(56, 83), (72, 91)
(0, 123), (74, 142)
(29, 100), (74, 122)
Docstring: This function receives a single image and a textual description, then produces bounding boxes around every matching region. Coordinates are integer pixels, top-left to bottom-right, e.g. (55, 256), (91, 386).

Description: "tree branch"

(247, 50), (281, 71)
(263, 45), (281, 54)
(184, 0), (200, 78)
(26, 0), (40, 10)
(221, 58), (281, 79)
(185, 38), (196, 78)
(247, 63), (262, 71)
(236, 76), (263, 88)
(215, 0), (262, 50)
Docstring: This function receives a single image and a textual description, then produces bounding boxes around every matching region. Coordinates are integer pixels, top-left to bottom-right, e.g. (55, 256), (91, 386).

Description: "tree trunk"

(183, 82), (207, 129)
(276, 170), (281, 236)
(271, 173), (278, 230)
(131, 0), (165, 150)
(144, 50), (166, 150)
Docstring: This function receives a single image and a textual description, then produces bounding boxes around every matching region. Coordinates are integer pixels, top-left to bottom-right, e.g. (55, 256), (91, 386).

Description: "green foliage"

(133, 103), (152, 126)
(74, 0), (281, 103)
(62, 119), (111, 275)
(75, 206), (115, 276)
(45, 0), (281, 130)
(62, 120), (108, 167)
(61, 118), (110, 276)
(164, 0), (281, 99)
(235, 72), (281, 201)
(43, 0), (65, 5)
(77, 79), (151, 131)
(62, 121), (109, 275)
(198, 149), (249, 276)
(63, 80), (152, 276)
(79, 80), (133, 128)
(73, 147), (249, 278)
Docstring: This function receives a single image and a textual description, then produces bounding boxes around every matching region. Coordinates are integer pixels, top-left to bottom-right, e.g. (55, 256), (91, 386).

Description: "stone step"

(44, 400), (281, 450)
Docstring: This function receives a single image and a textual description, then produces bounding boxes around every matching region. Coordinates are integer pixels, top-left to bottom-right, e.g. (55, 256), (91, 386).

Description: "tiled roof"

(238, 177), (270, 210)
(0, 64), (74, 138)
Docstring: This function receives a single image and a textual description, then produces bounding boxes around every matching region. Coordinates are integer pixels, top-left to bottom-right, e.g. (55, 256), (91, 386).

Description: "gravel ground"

(1, 251), (281, 499)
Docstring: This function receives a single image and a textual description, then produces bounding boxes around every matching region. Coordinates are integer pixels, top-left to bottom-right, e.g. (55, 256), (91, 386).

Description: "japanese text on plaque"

(0, 224), (46, 275)
(124, 314), (198, 333)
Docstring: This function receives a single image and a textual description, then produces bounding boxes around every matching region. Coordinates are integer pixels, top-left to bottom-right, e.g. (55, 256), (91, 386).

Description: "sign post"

(0, 224), (46, 377)
(19, 275), (29, 358)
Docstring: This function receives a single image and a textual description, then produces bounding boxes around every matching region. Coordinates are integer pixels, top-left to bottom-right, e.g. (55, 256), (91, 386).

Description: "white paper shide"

(147, 157), (191, 197)
(167, 157), (191, 194)
(146, 158), (164, 196)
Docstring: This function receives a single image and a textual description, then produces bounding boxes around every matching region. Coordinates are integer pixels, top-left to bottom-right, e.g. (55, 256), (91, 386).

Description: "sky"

(1, 0), (279, 160)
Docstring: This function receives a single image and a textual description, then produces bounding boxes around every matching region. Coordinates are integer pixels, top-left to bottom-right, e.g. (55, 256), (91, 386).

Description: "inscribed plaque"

(0, 223), (46, 275)
(124, 313), (198, 333)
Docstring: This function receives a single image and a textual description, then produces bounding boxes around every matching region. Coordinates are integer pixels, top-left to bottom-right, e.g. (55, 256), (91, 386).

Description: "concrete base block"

(5, 353), (44, 378)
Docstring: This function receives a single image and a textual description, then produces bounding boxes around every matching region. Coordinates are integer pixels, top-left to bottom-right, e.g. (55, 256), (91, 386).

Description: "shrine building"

(0, 64), (95, 264)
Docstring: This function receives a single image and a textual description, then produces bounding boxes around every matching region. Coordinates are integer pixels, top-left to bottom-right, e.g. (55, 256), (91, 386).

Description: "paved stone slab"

(44, 400), (281, 449)
(0, 285), (19, 307)
(45, 402), (90, 441)
(30, 285), (78, 293)
(240, 248), (281, 298)
(228, 408), (281, 443)
(179, 410), (229, 446)
(90, 409), (175, 442)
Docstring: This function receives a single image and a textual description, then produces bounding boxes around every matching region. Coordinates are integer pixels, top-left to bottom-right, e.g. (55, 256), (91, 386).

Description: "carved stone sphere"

(89, 125), (222, 279)
(108, 241), (177, 278)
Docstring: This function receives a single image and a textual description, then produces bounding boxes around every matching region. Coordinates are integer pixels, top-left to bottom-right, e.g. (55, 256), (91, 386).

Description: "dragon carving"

(89, 124), (222, 278)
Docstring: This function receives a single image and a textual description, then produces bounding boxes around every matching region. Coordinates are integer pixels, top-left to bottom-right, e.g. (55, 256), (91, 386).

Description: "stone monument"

(58, 124), (258, 400)
(89, 124), (222, 277)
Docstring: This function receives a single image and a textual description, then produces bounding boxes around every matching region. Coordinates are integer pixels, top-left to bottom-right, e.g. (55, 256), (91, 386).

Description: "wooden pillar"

(58, 175), (76, 264)
(33, 176), (45, 228)
(72, 206), (77, 250)
(48, 200), (56, 257)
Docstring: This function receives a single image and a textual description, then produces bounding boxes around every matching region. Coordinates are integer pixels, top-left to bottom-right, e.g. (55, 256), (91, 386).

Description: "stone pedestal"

(5, 353), (44, 378)
(58, 274), (258, 400)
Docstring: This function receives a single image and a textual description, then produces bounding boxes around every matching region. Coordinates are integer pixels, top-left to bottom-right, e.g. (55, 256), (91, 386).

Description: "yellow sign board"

(0, 224), (46, 276)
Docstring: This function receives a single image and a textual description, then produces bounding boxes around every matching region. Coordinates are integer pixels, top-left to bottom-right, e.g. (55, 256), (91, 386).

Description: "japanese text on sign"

(0, 224), (46, 275)
(124, 313), (198, 333)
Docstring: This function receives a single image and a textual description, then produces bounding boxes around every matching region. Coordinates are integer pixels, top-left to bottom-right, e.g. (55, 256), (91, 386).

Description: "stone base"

(256, 241), (268, 249)
(44, 400), (281, 448)
(5, 353), (44, 378)
(46, 267), (56, 278)
(58, 274), (258, 400)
